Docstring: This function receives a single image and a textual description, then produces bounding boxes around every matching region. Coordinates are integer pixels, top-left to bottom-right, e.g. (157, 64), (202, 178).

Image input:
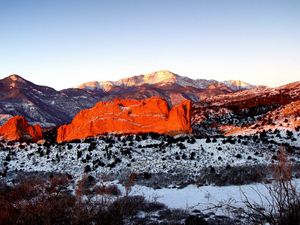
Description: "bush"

(77, 151), (82, 159)
(0, 175), (126, 225)
(235, 154), (242, 159)
(185, 215), (208, 225)
(143, 172), (151, 179)
(5, 154), (11, 161)
(237, 148), (300, 225)
(84, 165), (91, 173)
(86, 154), (92, 161)
(94, 184), (121, 196)
(190, 152), (196, 160)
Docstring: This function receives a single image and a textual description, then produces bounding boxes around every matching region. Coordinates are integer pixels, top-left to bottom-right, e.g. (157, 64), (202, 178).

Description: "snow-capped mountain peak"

(143, 70), (177, 84)
(76, 70), (257, 92)
(223, 80), (256, 91)
(77, 70), (180, 91)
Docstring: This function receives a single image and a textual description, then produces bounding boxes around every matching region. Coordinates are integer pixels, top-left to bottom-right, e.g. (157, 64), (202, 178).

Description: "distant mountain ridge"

(0, 74), (103, 127)
(192, 81), (300, 135)
(0, 70), (283, 128)
(77, 70), (256, 92)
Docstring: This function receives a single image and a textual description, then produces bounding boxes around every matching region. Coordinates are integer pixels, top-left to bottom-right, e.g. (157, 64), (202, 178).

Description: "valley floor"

(1, 130), (300, 185)
(1, 131), (300, 224)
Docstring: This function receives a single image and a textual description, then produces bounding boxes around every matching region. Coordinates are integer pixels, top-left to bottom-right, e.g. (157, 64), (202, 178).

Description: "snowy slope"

(1, 132), (299, 186)
(0, 75), (104, 126)
(77, 70), (256, 91)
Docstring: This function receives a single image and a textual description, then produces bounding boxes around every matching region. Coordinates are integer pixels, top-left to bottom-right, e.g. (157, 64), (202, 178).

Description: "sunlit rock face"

(57, 97), (192, 142)
(0, 116), (43, 142)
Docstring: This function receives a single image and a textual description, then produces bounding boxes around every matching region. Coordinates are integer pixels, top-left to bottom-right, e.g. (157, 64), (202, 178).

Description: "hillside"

(192, 81), (300, 135)
(0, 71), (256, 126)
(0, 75), (104, 126)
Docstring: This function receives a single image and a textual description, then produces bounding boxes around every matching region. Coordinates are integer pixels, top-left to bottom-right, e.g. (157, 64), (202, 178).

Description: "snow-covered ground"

(1, 131), (299, 188)
(117, 178), (299, 217)
(129, 183), (273, 211)
(0, 132), (300, 225)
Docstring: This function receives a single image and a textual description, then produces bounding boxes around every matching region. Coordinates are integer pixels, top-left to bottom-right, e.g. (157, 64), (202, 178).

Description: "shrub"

(235, 154), (242, 159)
(86, 154), (92, 161)
(235, 148), (300, 225)
(94, 184), (121, 196)
(143, 172), (151, 179)
(84, 165), (91, 173)
(185, 215), (208, 225)
(5, 154), (11, 161)
(190, 152), (196, 160)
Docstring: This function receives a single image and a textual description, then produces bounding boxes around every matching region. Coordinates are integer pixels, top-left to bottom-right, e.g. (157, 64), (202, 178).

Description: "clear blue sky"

(0, 0), (299, 90)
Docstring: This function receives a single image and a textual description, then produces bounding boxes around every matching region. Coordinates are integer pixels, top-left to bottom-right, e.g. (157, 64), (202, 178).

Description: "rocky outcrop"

(57, 97), (192, 142)
(0, 116), (43, 142)
(0, 71), (257, 126)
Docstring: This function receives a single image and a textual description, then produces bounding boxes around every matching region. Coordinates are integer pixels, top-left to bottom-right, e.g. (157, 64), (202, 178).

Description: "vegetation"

(0, 174), (166, 225)
(241, 148), (300, 225)
(213, 147), (300, 225)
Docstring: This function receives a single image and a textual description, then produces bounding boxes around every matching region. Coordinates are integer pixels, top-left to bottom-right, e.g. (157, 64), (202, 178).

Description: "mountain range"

(1, 70), (299, 134)
(77, 70), (256, 92)
(0, 70), (259, 127)
(193, 81), (300, 135)
(76, 70), (258, 106)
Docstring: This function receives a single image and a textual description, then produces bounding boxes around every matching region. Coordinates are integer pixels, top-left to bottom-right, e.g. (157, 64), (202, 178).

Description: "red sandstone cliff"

(0, 116), (43, 142)
(57, 97), (191, 142)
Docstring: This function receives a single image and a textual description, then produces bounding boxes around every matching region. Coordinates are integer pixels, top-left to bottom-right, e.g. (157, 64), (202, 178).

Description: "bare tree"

(240, 147), (300, 225)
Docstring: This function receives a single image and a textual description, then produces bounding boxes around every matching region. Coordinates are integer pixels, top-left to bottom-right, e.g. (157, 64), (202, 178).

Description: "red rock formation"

(0, 116), (43, 142)
(57, 97), (191, 142)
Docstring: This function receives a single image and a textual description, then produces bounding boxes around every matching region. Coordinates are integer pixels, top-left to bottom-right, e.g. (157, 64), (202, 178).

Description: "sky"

(0, 0), (299, 90)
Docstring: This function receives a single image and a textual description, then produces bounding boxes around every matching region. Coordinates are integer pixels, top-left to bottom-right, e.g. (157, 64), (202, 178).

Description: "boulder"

(0, 116), (43, 142)
(57, 97), (191, 142)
